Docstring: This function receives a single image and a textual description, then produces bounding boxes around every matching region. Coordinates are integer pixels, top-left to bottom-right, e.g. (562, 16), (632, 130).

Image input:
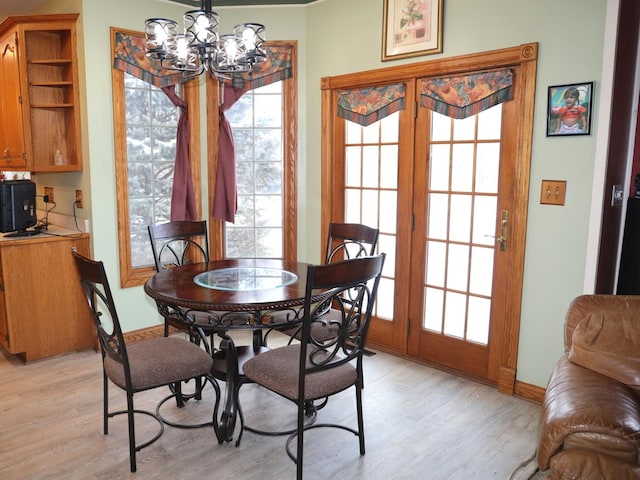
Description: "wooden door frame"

(321, 43), (538, 393)
(596, 0), (640, 293)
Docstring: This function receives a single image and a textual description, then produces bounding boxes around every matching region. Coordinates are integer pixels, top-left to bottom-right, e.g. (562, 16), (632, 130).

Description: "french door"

(407, 101), (517, 382)
(322, 44), (537, 389)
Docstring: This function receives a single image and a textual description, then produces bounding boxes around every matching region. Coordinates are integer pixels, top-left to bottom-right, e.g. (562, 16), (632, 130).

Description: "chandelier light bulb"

(194, 15), (211, 43)
(224, 38), (238, 58)
(154, 23), (167, 45)
(241, 28), (256, 50)
(176, 35), (189, 61)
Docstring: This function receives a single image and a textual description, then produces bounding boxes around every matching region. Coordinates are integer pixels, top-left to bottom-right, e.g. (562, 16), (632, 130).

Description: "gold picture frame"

(382, 0), (444, 61)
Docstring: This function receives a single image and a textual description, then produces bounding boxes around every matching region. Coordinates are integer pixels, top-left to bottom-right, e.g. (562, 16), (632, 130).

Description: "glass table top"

(193, 267), (299, 291)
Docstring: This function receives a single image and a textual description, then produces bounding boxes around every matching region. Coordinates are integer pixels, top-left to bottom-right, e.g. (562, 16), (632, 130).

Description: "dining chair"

(324, 222), (379, 264)
(242, 253), (385, 480)
(148, 220), (257, 418)
(148, 220), (211, 338)
(274, 222), (379, 344)
(148, 220), (253, 343)
(71, 250), (214, 473)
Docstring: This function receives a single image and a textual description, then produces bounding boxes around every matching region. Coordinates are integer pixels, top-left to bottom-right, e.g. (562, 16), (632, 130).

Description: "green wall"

(306, 0), (609, 388)
(35, 0), (613, 388)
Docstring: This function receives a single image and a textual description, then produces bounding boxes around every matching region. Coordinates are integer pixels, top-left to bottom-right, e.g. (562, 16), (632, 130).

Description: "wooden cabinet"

(0, 30), (27, 169)
(0, 233), (94, 362)
(0, 14), (82, 172)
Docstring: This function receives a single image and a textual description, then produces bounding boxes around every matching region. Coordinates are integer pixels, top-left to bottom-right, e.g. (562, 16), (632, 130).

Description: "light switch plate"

(540, 180), (566, 206)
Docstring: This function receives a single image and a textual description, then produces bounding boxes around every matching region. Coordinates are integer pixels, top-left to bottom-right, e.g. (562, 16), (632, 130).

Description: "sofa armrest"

(564, 295), (640, 351)
(537, 355), (640, 470)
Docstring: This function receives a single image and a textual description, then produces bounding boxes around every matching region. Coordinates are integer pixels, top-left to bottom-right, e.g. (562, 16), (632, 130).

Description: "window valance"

(337, 83), (406, 126)
(221, 43), (294, 90)
(419, 69), (513, 119)
(113, 31), (191, 88)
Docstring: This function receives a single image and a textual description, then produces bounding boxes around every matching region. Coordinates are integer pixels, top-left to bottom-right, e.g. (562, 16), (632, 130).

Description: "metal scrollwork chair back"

(71, 250), (213, 473)
(243, 253), (386, 480)
(276, 223), (380, 344)
(148, 220), (209, 272)
(148, 221), (213, 338)
(325, 222), (379, 264)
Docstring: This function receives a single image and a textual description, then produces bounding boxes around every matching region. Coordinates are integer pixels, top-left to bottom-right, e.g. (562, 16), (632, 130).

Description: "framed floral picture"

(546, 81), (594, 136)
(382, 0), (444, 61)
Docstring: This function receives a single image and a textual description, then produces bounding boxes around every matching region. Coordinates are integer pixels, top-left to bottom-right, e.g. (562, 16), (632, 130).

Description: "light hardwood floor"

(0, 331), (541, 480)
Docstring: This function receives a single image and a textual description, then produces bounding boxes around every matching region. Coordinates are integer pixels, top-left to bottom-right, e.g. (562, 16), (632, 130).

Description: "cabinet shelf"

(0, 13), (82, 172)
(30, 103), (74, 108)
(28, 58), (72, 65)
(30, 81), (73, 87)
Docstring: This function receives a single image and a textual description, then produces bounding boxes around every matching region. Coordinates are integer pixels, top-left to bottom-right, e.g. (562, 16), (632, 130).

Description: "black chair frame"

(243, 254), (385, 480)
(72, 249), (218, 472)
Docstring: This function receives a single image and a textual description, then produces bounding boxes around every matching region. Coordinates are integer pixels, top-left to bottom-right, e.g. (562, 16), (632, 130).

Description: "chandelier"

(145, 0), (267, 78)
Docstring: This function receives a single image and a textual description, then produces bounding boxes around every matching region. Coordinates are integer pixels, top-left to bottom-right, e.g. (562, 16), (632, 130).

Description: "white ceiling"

(0, 0), (47, 22)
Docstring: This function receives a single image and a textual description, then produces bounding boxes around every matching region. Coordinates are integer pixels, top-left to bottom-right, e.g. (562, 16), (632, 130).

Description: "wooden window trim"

(207, 41), (298, 261)
(111, 28), (201, 288)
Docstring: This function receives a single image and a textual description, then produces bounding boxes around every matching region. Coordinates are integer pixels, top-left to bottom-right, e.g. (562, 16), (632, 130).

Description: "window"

(207, 41), (297, 261)
(225, 82), (284, 258)
(112, 69), (199, 288)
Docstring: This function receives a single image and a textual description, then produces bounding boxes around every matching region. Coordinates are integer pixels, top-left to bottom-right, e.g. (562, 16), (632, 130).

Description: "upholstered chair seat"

(243, 344), (357, 401)
(104, 336), (213, 391)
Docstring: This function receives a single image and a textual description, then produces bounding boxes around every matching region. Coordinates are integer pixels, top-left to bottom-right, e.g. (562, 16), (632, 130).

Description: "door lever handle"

(485, 210), (508, 251)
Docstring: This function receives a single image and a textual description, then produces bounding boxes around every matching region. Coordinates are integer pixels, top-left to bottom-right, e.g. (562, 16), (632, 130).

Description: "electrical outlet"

(75, 189), (83, 209)
(44, 186), (54, 203)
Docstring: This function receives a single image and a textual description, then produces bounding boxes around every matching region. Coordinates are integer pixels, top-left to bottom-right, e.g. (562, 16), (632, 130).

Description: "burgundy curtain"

(113, 30), (195, 221)
(213, 84), (247, 223)
(162, 85), (197, 221)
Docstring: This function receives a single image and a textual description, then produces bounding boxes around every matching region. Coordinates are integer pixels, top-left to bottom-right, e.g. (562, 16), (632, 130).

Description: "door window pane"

(452, 115), (475, 141)
(424, 286), (444, 332)
(380, 145), (398, 189)
(467, 296), (490, 344)
(427, 193), (448, 240)
(477, 106), (502, 140)
(446, 243), (469, 291)
(470, 246), (494, 296)
(431, 111), (451, 141)
(443, 291), (466, 338)
(472, 196), (498, 245)
(429, 144), (450, 191)
(426, 240), (446, 287)
(449, 194), (471, 242)
(476, 143), (500, 194)
(451, 144), (474, 192)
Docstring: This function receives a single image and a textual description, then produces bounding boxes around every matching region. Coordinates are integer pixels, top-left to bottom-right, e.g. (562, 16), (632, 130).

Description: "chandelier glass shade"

(145, 1), (266, 78)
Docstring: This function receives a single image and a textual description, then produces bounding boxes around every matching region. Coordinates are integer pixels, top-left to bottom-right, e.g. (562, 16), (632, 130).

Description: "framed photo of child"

(547, 82), (594, 136)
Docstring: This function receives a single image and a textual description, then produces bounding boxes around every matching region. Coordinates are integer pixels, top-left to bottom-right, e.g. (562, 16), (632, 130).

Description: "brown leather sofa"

(537, 294), (640, 479)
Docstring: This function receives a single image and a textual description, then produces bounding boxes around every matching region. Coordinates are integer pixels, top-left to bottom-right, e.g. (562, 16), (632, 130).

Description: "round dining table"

(143, 258), (327, 444)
